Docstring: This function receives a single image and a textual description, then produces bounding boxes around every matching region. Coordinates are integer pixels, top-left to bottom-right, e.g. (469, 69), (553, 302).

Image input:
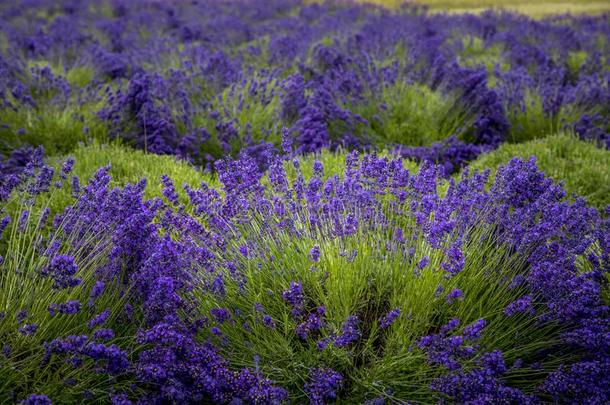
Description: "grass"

(65, 142), (214, 196)
(48, 141), (217, 211)
(350, 82), (470, 147)
(196, 76), (283, 159)
(0, 107), (106, 158)
(468, 133), (610, 210)
(360, 0), (610, 17)
(3, 141), (416, 228)
(0, 63), (105, 157)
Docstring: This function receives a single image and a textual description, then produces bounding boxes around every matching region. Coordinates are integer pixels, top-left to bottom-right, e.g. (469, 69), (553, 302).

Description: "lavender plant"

(2, 150), (608, 403)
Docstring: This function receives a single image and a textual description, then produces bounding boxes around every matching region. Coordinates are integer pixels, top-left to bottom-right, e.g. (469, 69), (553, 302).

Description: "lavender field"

(0, 0), (609, 403)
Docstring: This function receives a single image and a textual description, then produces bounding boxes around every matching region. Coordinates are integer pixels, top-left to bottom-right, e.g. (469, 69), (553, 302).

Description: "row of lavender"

(1, 148), (609, 403)
(1, 0), (609, 174)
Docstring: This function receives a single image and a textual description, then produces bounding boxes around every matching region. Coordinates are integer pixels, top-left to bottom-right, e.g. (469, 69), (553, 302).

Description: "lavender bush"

(0, 150), (608, 403)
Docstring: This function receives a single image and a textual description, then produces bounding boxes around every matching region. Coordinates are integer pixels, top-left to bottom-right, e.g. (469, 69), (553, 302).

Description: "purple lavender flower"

(18, 323), (38, 337)
(305, 368), (343, 405)
(16, 309), (28, 324)
(41, 255), (80, 290)
(20, 394), (52, 405)
(379, 308), (401, 329)
(442, 241), (465, 275)
(296, 307), (326, 340)
(263, 315), (275, 328)
(89, 281), (105, 304)
(61, 157), (75, 177)
(317, 337), (333, 350)
(210, 308), (232, 324)
(464, 319), (487, 340)
(18, 210), (29, 232)
(161, 175), (180, 206)
(93, 329), (115, 342)
(504, 295), (533, 316)
(335, 316), (360, 347)
(446, 289), (464, 304)
(309, 245), (321, 262)
(71, 175), (80, 197)
(0, 216), (10, 239)
(89, 309), (110, 329)
(282, 282), (305, 318)
(48, 300), (80, 316)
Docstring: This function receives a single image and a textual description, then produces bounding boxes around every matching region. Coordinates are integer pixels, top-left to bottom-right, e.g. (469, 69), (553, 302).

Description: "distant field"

(361, 0), (610, 17)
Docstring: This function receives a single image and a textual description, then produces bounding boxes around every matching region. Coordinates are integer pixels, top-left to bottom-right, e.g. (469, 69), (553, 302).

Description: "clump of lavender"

(305, 368), (344, 405)
(41, 255), (80, 290)
(282, 282), (305, 318)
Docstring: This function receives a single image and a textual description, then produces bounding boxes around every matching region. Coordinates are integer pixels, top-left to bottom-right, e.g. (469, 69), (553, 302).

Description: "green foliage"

(352, 82), (468, 147)
(65, 65), (96, 88)
(457, 36), (506, 73)
(468, 133), (610, 210)
(0, 108), (105, 157)
(192, 76), (283, 160)
(0, 197), (137, 402)
(503, 90), (592, 144)
(0, 62), (105, 156)
(284, 149), (420, 181)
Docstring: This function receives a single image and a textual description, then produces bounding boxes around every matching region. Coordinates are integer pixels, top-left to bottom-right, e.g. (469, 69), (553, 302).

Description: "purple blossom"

(210, 308), (232, 324)
(0, 216), (10, 239)
(446, 289), (464, 304)
(309, 245), (321, 262)
(334, 316), (360, 347)
(296, 307), (326, 340)
(161, 175), (180, 206)
(19, 323), (38, 337)
(89, 281), (105, 304)
(93, 329), (115, 342)
(464, 319), (487, 340)
(504, 295), (534, 316)
(61, 157), (75, 177)
(305, 368), (343, 405)
(263, 315), (275, 328)
(282, 282), (305, 318)
(379, 308), (401, 329)
(41, 255), (81, 290)
(48, 300), (81, 316)
(20, 394), (52, 405)
(89, 309), (110, 329)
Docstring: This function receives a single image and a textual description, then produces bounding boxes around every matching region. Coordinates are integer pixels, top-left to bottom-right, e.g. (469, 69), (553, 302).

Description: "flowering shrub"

(1, 149), (607, 403)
